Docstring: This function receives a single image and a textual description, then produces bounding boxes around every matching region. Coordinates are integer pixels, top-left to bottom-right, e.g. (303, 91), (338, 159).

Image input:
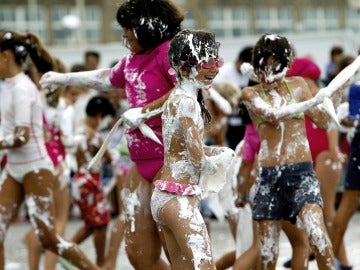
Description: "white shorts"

(5, 156), (54, 183)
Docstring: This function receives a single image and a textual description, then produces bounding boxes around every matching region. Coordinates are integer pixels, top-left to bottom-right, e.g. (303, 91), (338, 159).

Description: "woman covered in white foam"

(240, 33), (360, 270)
(150, 29), (234, 270)
(0, 30), (101, 269)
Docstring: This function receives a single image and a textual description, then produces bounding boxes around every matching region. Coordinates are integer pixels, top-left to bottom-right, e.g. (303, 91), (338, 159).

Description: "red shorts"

(72, 172), (111, 229)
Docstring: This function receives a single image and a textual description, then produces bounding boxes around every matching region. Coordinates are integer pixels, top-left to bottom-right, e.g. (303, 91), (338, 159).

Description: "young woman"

(0, 30), (100, 270)
(150, 29), (234, 270)
(39, 1), (184, 269)
(240, 33), (349, 270)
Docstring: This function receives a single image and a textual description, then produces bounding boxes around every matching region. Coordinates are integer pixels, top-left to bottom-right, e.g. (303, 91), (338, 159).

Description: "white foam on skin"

(56, 235), (74, 255)
(40, 69), (112, 93)
(121, 187), (141, 233)
(178, 198), (212, 269)
(208, 87), (232, 115)
(0, 204), (15, 242)
(25, 194), (53, 231)
(299, 207), (332, 257)
(260, 225), (280, 268)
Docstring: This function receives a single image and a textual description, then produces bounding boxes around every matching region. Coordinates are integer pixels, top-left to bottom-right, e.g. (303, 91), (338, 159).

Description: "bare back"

(161, 88), (205, 185)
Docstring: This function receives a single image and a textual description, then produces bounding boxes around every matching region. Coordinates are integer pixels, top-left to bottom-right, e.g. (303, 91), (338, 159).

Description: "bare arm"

(39, 69), (112, 92)
(242, 83), (323, 125)
(0, 126), (30, 150)
(179, 116), (206, 171)
(141, 90), (173, 118)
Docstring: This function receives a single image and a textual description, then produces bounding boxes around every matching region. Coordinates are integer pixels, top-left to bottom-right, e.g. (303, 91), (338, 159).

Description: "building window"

(52, 6), (101, 44)
(183, 11), (196, 29)
(0, 6), (47, 41)
(302, 7), (339, 32)
(346, 8), (360, 34)
(255, 7), (293, 35)
(207, 7), (249, 38)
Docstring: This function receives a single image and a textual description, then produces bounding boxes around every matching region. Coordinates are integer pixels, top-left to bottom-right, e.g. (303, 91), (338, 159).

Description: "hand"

(235, 183), (248, 208)
(122, 107), (144, 128)
(328, 147), (346, 168)
(240, 62), (254, 76)
(315, 86), (331, 102)
(39, 71), (63, 92)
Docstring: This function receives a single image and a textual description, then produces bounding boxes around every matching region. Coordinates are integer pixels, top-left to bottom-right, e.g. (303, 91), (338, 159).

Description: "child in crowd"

(240, 33), (351, 270)
(39, 1), (185, 268)
(150, 29), (234, 269)
(0, 30), (100, 270)
(70, 95), (116, 267)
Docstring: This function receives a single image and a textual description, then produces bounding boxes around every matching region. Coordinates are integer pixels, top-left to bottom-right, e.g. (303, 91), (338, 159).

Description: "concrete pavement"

(4, 212), (360, 269)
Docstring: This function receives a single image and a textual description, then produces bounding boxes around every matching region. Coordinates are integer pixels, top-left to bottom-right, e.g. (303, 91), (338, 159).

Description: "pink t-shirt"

(110, 40), (176, 109)
(109, 41), (177, 179)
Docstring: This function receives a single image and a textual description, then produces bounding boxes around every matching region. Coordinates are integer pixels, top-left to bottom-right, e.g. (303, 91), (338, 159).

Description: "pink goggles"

(200, 56), (224, 69)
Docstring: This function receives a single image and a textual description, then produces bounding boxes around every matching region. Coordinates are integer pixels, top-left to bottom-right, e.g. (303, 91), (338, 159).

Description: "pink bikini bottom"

(153, 179), (202, 195)
(151, 180), (201, 224)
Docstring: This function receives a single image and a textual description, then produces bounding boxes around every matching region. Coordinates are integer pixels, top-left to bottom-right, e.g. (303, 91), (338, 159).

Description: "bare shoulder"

(286, 76), (312, 100)
(241, 85), (260, 102)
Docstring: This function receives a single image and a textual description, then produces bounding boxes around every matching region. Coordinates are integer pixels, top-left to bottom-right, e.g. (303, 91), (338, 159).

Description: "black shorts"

(345, 131), (360, 190)
(252, 162), (323, 224)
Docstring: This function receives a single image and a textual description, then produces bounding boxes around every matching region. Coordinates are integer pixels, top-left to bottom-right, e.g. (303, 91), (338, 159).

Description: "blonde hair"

(212, 82), (241, 109)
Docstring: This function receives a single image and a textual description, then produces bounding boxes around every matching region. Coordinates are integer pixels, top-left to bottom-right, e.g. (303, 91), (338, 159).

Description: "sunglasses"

(200, 56), (224, 69)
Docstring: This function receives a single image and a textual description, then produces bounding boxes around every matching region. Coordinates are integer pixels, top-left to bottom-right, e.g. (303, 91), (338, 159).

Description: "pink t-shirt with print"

(109, 40), (177, 181)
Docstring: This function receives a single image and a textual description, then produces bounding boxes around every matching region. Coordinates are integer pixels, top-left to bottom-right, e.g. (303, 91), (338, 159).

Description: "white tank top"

(1, 72), (48, 164)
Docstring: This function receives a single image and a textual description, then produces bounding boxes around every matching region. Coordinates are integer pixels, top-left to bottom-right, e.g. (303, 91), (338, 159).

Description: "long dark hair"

(0, 30), (56, 73)
(116, 0), (184, 50)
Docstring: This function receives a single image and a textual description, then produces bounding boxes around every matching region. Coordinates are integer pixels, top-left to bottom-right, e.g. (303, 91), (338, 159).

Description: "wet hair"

(86, 95), (116, 118)
(169, 29), (220, 124)
(116, 0), (184, 50)
(168, 29), (220, 75)
(252, 33), (293, 74)
(0, 30), (55, 73)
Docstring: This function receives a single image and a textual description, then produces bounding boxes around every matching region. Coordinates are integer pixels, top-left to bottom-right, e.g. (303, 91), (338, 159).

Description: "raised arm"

(241, 83), (324, 125)
(39, 68), (112, 92)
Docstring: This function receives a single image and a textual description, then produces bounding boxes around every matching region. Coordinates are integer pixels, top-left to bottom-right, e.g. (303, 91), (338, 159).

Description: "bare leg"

(316, 152), (349, 266)
(257, 220), (281, 270)
(0, 176), (25, 270)
(299, 204), (335, 270)
(24, 168), (71, 270)
(71, 225), (92, 244)
(93, 225), (108, 266)
(103, 217), (125, 270)
(23, 169), (99, 270)
(331, 190), (360, 260)
(216, 251), (236, 270)
(160, 196), (216, 270)
(123, 165), (169, 270)
(282, 221), (310, 270)
(103, 174), (126, 270)
(44, 182), (70, 269)
(24, 229), (43, 270)
(233, 221), (261, 270)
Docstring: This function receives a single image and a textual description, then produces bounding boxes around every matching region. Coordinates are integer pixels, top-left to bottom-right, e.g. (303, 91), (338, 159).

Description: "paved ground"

(4, 212), (360, 269)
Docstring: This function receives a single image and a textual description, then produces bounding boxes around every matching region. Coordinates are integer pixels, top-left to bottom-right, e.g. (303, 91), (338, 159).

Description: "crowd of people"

(0, 0), (360, 270)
